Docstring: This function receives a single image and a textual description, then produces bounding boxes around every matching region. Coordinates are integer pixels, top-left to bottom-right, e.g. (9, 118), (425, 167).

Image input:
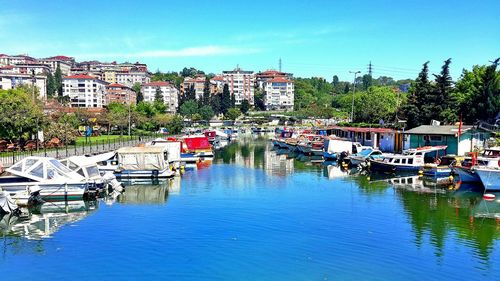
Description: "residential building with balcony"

(141, 81), (179, 113)
(116, 70), (151, 87)
(39, 56), (74, 75)
(181, 76), (206, 99)
(63, 74), (108, 108)
(263, 77), (294, 111)
(105, 83), (136, 105)
(0, 73), (47, 99)
(221, 68), (255, 105)
(256, 69), (293, 89)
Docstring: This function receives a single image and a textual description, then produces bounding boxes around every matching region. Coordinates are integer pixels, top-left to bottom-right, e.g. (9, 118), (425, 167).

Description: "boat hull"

(114, 168), (174, 179)
(453, 166), (480, 183)
(475, 168), (500, 191)
(369, 160), (421, 173)
(0, 182), (87, 201)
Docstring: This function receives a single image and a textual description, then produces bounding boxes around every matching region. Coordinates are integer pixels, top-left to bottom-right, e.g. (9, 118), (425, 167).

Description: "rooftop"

(64, 74), (98, 80)
(143, 81), (170, 87)
(405, 125), (474, 135)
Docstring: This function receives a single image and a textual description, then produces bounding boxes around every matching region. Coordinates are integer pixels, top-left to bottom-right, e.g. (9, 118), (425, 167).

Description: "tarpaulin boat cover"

(183, 136), (211, 151)
(116, 147), (167, 170)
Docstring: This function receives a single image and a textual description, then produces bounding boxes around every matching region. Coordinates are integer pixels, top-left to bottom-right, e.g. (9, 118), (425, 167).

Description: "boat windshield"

(50, 159), (73, 174)
(86, 165), (101, 178)
(358, 149), (373, 157)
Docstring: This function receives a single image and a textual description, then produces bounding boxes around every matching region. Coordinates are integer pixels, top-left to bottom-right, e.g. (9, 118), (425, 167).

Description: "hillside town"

(0, 53), (295, 112)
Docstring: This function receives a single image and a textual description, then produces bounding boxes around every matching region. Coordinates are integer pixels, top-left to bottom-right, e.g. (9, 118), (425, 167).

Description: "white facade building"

(263, 77), (294, 111)
(0, 73), (47, 99)
(141, 81), (179, 113)
(63, 74), (108, 108)
(116, 71), (151, 87)
(222, 68), (255, 105)
(39, 56), (74, 75)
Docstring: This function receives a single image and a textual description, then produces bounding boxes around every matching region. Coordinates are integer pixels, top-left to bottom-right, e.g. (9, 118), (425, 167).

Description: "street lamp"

(127, 79), (132, 136)
(349, 71), (361, 123)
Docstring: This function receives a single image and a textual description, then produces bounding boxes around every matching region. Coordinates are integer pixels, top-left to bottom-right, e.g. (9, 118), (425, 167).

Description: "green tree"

(107, 102), (129, 135)
(432, 58), (454, 122)
(0, 88), (45, 140)
(362, 74), (372, 90)
(54, 65), (63, 97)
(211, 93), (222, 115)
(455, 59), (500, 123)
(202, 78), (211, 106)
(133, 82), (143, 103)
(221, 84), (232, 114)
(254, 88), (266, 111)
(343, 83), (350, 94)
(225, 107), (241, 120)
(332, 75), (339, 87)
(240, 99), (250, 114)
(199, 105), (214, 121)
(180, 99), (199, 118)
(165, 115), (184, 134)
(46, 72), (56, 98)
(153, 87), (166, 113)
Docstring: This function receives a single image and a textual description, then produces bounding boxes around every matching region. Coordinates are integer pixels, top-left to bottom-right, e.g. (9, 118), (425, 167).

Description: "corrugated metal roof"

(405, 125), (473, 135)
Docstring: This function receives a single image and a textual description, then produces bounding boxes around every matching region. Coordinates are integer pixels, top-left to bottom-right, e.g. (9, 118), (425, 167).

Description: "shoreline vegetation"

(0, 59), (498, 147)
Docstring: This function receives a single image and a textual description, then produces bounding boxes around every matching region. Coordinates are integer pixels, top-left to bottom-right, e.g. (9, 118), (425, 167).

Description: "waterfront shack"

(404, 125), (491, 156)
(326, 126), (407, 153)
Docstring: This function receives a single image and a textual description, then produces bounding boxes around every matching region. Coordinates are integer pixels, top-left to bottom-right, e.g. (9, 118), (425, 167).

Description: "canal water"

(1, 138), (500, 280)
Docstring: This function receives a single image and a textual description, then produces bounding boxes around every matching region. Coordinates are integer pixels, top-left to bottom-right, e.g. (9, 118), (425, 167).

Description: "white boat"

(474, 167), (500, 191)
(453, 147), (500, 183)
(0, 157), (89, 201)
(369, 146), (447, 173)
(114, 147), (175, 179)
(61, 155), (124, 192)
(344, 148), (384, 167)
(90, 151), (119, 173)
(323, 137), (370, 161)
(148, 138), (183, 172)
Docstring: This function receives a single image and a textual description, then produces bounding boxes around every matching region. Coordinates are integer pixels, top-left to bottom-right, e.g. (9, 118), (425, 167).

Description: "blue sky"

(1, 0), (498, 81)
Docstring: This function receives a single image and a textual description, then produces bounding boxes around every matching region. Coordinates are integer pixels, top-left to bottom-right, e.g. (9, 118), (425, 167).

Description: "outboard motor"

(28, 185), (43, 205)
(0, 190), (19, 214)
(338, 151), (348, 164)
(102, 172), (124, 193)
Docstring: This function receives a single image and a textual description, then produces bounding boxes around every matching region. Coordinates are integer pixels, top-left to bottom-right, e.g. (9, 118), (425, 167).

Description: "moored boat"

(369, 146), (447, 174)
(114, 147), (175, 179)
(474, 166), (500, 191)
(0, 157), (89, 201)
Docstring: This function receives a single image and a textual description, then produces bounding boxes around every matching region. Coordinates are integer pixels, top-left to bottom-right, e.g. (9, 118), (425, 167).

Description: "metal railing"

(0, 135), (158, 168)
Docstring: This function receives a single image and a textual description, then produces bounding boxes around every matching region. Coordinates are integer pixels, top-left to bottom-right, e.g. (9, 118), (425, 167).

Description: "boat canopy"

(85, 151), (116, 163)
(183, 136), (211, 151)
(116, 147), (168, 170)
(6, 157), (85, 183)
(61, 156), (101, 178)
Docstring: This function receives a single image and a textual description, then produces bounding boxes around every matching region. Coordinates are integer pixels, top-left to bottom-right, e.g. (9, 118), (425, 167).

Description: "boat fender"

(449, 175), (454, 181)
(498, 160), (500, 168)
(483, 194), (496, 201)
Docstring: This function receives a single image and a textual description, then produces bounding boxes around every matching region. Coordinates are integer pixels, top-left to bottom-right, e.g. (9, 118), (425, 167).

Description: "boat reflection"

(117, 182), (170, 204)
(0, 200), (96, 240)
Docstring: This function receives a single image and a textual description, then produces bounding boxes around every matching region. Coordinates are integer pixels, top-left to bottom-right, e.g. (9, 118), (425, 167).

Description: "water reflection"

(214, 137), (325, 176)
(0, 200), (96, 240)
(216, 139), (500, 263)
(117, 179), (179, 204)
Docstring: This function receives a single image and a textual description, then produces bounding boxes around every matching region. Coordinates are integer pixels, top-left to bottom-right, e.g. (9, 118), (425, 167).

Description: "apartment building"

(39, 56), (74, 75)
(62, 74), (108, 108)
(263, 77), (294, 111)
(0, 73), (47, 99)
(105, 83), (136, 105)
(255, 70), (294, 89)
(141, 81), (179, 113)
(181, 76), (206, 99)
(116, 70), (151, 87)
(221, 68), (255, 105)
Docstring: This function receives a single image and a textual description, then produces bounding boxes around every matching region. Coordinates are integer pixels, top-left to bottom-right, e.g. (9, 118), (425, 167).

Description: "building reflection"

(214, 138), (295, 177)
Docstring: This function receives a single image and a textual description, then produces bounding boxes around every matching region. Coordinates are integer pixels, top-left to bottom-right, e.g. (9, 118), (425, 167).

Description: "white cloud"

(79, 46), (261, 59)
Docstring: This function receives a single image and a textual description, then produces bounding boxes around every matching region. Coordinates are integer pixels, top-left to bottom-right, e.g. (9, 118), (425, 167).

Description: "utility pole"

(368, 61), (373, 77)
(279, 58), (282, 72)
(349, 71), (361, 123)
